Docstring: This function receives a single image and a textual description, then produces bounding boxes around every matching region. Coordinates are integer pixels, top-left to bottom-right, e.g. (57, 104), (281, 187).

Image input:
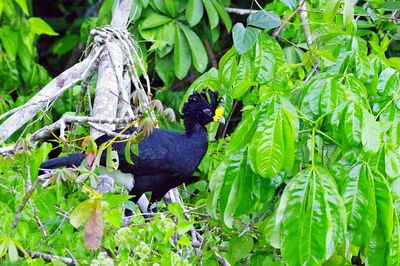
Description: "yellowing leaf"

(84, 200), (104, 250)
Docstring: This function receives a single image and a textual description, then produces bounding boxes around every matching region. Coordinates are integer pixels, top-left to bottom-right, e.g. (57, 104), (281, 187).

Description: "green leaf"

(323, 0), (340, 22)
(207, 159), (230, 218)
(28, 17), (58, 36)
(255, 110), (284, 178)
(164, 0), (179, 17)
(362, 109), (381, 153)
(211, 0), (232, 31)
(186, 0), (204, 26)
(15, 0), (29, 15)
(218, 47), (238, 88)
(268, 168), (346, 266)
(231, 49), (255, 99)
(226, 110), (258, 155)
(373, 170), (393, 242)
(280, 0), (297, 10)
(70, 200), (94, 228)
(247, 10), (281, 30)
(389, 210), (400, 264)
(167, 202), (184, 221)
(0, 26), (19, 60)
(173, 26), (191, 79)
(0, 238), (8, 259)
(103, 209), (122, 228)
(281, 110), (295, 172)
(232, 23), (258, 55)
(342, 163), (376, 246)
(228, 235), (253, 263)
(50, 35), (80, 56)
(8, 240), (18, 262)
(254, 33), (285, 85)
(343, 0), (356, 32)
(103, 193), (132, 209)
(177, 221), (195, 234)
(377, 67), (397, 95)
(124, 141), (134, 165)
(385, 144), (400, 178)
(179, 24), (208, 73)
(366, 228), (389, 265)
(155, 53), (175, 85)
(203, 0), (219, 29)
(139, 10), (172, 30)
(344, 102), (363, 146)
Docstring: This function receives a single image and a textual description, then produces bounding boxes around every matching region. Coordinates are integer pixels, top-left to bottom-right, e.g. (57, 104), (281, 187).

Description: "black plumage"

(40, 90), (223, 210)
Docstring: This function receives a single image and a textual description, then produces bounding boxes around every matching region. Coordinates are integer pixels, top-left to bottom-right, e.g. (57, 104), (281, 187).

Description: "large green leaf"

(218, 47), (238, 88)
(179, 24), (208, 73)
(343, 0), (356, 32)
(254, 33), (285, 85)
(366, 228), (390, 265)
(211, 0), (232, 31)
(247, 10), (281, 30)
(377, 67), (398, 95)
(203, 0), (219, 29)
(267, 167), (346, 265)
(385, 144), (400, 178)
(373, 170), (393, 242)
(226, 109), (258, 155)
(232, 23), (258, 55)
(323, 0), (340, 22)
(389, 209), (400, 265)
(140, 10), (172, 30)
(342, 163), (376, 247)
(207, 158), (230, 218)
(255, 110), (284, 178)
(173, 26), (191, 79)
(344, 102), (363, 146)
(231, 49), (255, 99)
(28, 17), (58, 36)
(186, 0), (204, 26)
(361, 108), (382, 153)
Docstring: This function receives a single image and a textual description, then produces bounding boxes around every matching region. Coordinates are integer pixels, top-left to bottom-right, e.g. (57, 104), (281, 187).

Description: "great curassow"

(39, 90), (224, 212)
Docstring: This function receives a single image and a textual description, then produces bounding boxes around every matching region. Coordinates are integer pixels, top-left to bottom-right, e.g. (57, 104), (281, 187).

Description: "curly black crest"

(182, 89), (221, 116)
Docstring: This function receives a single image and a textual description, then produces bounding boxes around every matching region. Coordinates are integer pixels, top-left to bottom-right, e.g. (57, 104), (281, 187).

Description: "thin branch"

(298, 0), (313, 48)
(204, 40), (218, 68)
(28, 251), (78, 265)
(12, 177), (42, 231)
(225, 7), (257, 15)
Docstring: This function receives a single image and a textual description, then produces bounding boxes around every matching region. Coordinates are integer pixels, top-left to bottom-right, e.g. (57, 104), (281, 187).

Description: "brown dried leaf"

(84, 200), (103, 250)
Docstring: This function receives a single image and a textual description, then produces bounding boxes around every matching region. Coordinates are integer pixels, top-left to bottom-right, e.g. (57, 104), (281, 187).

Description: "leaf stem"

(311, 127), (316, 168)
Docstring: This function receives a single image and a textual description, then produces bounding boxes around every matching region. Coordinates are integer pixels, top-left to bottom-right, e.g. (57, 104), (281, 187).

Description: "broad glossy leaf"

(203, 0), (219, 29)
(373, 170), (393, 241)
(389, 209), (400, 265)
(218, 47), (238, 88)
(173, 26), (191, 79)
(385, 144), (400, 178)
(377, 67), (397, 95)
(70, 199), (94, 228)
(0, 26), (19, 60)
(232, 23), (258, 55)
(186, 0), (203, 26)
(222, 149), (250, 227)
(323, 0), (340, 22)
(207, 158), (230, 218)
(342, 163), (376, 246)
(15, 0), (29, 15)
(28, 17), (58, 36)
(155, 53), (175, 85)
(362, 109), (381, 153)
(267, 168), (345, 266)
(344, 102), (363, 146)
(254, 33), (285, 85)
(354, 38), (371, 82)
(7, 240), (18, 262)
(281, 110), (295, 172)
(164, 0), (179, 17)
(366, 228), (389, 265)
(255, 111), (284, 178)
(343, 0), (356, 32)
(179, 24), (208, 73)
(211, 0), (232, 31)
(140, 10), (172, 29)
(229, 235), (253, 263)
(247, 10), (281, 30)
(227, 109), (258, 155)
(231, 49), (255, 99)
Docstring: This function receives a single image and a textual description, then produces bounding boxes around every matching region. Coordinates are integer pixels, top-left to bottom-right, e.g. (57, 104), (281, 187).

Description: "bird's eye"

(203, 109), (212, 116)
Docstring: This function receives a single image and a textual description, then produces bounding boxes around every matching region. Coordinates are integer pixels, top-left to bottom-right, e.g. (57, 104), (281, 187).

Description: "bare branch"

(225, 7), (257, 15)
(28, 251), (78, 265)
(0, 46), (102, 145)
(298, 0), (313, 48)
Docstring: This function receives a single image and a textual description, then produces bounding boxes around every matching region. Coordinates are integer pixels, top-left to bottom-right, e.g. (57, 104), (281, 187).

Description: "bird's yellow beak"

(213, 107), (225, 124)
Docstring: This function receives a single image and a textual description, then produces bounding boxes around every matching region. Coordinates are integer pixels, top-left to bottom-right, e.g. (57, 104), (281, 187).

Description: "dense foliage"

(0, 0), (400, 265)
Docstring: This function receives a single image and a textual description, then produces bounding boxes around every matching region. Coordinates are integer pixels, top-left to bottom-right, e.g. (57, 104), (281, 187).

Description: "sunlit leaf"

(28, 17), (58, 36)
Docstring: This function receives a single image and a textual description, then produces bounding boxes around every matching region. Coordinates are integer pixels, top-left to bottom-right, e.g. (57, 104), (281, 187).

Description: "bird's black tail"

(39, 153), (85, 174)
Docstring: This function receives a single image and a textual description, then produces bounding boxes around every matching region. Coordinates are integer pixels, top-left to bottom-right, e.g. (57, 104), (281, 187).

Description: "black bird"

(39, 90), (224, 211)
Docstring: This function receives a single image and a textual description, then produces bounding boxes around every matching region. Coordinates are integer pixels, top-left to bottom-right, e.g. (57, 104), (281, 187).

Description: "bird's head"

(182, 89), (225, 130)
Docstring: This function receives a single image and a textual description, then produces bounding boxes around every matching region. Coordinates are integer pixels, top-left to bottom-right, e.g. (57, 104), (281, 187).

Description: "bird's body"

(39, 90), (223, 210)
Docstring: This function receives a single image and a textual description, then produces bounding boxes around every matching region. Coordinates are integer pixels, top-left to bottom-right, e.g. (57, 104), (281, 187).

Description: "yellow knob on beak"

(213, 107), (225, 124)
